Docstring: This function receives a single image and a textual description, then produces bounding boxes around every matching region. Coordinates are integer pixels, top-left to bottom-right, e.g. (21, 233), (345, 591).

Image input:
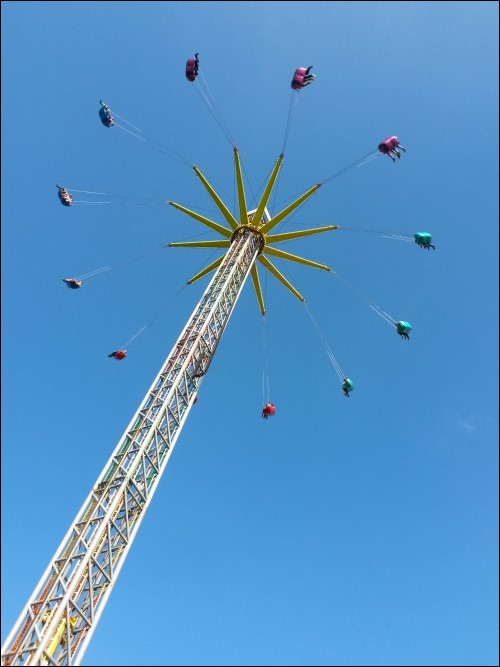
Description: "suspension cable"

(320, 151), (379, 184)
(262, 314), (270, 404)
(192, 71), (236, 148)
(281, 91), (299, 154)
(75, 266), (111, 281)
(331, 271), (398, 330)
(71, 246), (165, 284)
(106, 104), (192, 166)
(69, 189), (170, 207)
(114, 122), (192, 166)
(303, 302), (345, 382)
(118, 284), (188, 351)
(340, 226), (414, 242)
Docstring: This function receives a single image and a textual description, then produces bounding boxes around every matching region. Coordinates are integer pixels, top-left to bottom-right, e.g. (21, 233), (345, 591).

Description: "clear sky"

(1, 2), (498, 666)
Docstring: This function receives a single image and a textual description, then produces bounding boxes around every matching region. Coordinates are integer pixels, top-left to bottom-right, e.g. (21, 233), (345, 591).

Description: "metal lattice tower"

(2, 149), (337, 665)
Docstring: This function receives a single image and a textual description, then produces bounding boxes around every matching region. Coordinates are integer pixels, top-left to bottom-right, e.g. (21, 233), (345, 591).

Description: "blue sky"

(1, 2), (498, 666)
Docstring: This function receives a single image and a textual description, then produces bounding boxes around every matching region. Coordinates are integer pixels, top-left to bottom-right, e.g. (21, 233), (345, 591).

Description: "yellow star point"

(168, 148), (338, 313)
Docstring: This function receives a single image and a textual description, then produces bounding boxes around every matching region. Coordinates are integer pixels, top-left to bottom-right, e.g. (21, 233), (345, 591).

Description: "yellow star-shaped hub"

(168, 148), (339, 314)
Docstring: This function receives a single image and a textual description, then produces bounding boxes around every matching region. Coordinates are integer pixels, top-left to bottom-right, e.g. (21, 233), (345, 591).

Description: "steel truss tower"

(2, 149), (336, 665)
